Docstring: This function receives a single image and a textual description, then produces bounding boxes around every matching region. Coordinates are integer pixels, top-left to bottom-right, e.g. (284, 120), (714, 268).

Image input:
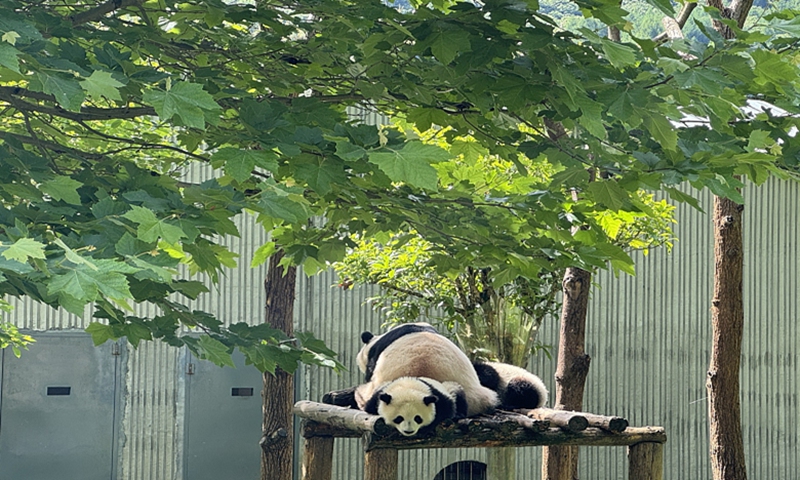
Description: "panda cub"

(473, 361), (548, 410)
(364, 377), (468, 436)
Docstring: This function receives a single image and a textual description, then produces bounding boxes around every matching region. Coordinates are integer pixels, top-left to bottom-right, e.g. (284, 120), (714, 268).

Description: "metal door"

(0, 332), (121, 480)
(184, 350), (263, 480)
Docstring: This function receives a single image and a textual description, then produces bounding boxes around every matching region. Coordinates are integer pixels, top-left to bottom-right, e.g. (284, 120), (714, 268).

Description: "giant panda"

(323, 323), (499, 418)
(472, 360), (548, 410)
(363, 376), (468, 436)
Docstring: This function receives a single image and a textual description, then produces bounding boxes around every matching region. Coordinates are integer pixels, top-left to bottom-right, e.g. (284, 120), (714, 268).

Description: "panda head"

(376, 377), (439, 437)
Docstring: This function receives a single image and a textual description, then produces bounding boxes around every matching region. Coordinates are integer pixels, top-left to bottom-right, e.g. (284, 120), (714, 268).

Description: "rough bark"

(542, 267), (592, 480)
(364, 448), (398, 480)
(628, 442), (664, 480)
(302, 436), (334, 480)
(260, 250), (297, 480)
(704, 2), (752, 479)
(708, 196), (747, 480)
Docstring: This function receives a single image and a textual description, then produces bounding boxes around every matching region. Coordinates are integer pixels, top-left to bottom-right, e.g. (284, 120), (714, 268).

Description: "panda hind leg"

(453, 389), (469, 419)
(322, 386), (359, 409)
(503, 379), (544, 410)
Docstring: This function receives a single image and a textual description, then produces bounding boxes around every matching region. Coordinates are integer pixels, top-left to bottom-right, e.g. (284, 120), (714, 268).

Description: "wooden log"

(582, 412), (628, 433)
(364, 426), (666, 452)
(364, 448), (398, 480)
(301, 436), (334, 480)
(628, 441), (664, 480)
(496, 411), (550, 432)
(294, 401), (393, 436)
(302, 420), (363, 439)
(516, 408), (589, 432)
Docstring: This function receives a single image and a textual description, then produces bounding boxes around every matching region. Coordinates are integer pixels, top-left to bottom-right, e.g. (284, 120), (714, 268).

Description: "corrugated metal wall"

(2, 168), (798, 480)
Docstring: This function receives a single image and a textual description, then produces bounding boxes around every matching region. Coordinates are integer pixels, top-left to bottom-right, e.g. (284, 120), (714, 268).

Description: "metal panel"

(119, 339), (181, 480)
(0, 332), (122, 480)
(183, 349), (263, 479)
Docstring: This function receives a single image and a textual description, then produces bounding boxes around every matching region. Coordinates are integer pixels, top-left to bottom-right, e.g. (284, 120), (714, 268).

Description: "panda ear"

(423, 395), (437, 406)
(379, 393), (392, 405)
(361, 331), (374, 344)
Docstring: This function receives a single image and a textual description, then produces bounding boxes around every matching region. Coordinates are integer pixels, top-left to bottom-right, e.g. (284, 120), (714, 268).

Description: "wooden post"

(364, 448), (398, 480)
(302, 436), (334, 480)
(628, 442), (663, 480)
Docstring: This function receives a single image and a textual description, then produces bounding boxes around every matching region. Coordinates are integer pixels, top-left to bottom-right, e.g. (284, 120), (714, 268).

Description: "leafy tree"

(0, 1), (799, 478)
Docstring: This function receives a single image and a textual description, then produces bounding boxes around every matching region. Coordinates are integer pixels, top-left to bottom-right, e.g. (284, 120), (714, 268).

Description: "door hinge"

(111, 343), (121, 356)
(187, 363), (195, 375)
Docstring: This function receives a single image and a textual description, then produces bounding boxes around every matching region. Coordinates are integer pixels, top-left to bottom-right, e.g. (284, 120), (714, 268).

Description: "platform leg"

(302, 436), (334, 480)
(364, 448), (398, 480)
(628, 442), (663, 480)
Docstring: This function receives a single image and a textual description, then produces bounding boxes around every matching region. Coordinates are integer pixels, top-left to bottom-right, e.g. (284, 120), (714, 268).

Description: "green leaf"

(54, 238), (97, 269)
(37, 72), (84, 112)
(368, 141), (447, 190)
(0, 42), (20, 72)
(1, 238), (46, 263)
(2, 31), (19, 45)
(601, 39), (637, 68)
(123, 205), (187, 244)
(41, 175), (82, 204)
(665, 187), (703, 212)
(143, 81), (221, 129)
(211, 147), (278, 182)
(643, 114), (678, 151)
(257, 180), (312, 224)
(578, 100), (606, 139)
(586, 180), (633, 211)
(550, 167), (590, 188)
(86, 322), (115, 346)
(80, 70), (124, 101)
(293, 155), (347, 195)
(48, 264), (132, 303)
(121, 321), (152, 348)
(334, 139), (368, 162)
(197, 335), (235, 367)
(427, 24), (470, 65)
(641, 0), (673, 17)
(251, 242), (276, 268)
(751, 50), (796, 89)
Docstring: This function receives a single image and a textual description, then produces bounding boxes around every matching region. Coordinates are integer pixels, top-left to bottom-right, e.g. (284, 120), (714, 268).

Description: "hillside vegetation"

(541, 0), (800, 41)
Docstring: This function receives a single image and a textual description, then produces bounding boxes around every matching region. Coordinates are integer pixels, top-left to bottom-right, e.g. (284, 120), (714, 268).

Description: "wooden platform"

(293, 401), (666, 480)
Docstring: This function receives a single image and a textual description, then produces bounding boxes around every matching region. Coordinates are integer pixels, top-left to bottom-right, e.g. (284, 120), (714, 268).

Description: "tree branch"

(0, 131), (104, 160)
(69, 0), (144, 26)
(653, 2), (699, 43)
(0, 87), (156, 121)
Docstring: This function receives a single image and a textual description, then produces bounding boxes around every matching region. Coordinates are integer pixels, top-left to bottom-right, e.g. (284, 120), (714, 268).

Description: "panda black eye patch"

(393, 416), (404, 424)
(414, 415), (423, 424)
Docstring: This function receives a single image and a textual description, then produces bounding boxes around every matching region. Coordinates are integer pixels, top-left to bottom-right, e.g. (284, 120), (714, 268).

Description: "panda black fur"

(473, 361), (548, 410)
(364, 377), (468, 436)
(323, 323), (499, 417)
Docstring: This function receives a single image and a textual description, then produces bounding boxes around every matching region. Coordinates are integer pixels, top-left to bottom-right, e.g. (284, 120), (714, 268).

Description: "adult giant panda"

(472, 361), (548, 410)
(323, 323), (499, 418)
(363, 376), (468, 436)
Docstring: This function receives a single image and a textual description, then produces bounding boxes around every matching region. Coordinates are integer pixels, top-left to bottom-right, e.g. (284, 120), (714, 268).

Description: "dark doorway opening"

(433, 460), (487, 480)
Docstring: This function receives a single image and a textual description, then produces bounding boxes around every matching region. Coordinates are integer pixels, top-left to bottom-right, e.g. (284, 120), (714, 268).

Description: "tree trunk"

(707, 196), (747, 480)
(261, 250), (297, 480)
(705, 2), (753, 478)
(542, 267), (592, 480)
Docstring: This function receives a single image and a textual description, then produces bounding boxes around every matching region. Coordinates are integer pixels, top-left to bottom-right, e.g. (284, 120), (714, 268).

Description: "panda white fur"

(363, 376), (467, 436)
(352, 323), (499, 417)
(472, 361), (548, 410)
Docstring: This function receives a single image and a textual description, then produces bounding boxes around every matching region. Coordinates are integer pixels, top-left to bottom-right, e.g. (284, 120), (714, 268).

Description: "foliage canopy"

(0, 0), (799, 369)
